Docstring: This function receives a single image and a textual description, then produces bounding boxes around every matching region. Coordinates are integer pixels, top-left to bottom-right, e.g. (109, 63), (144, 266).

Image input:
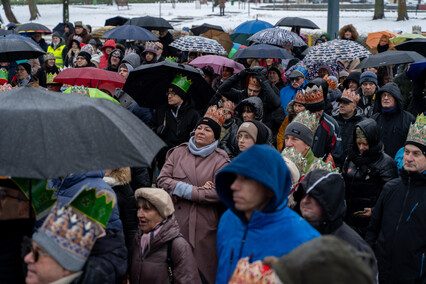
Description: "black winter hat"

(77, 51), (91, 62)
(249, 120), (269, 145)
(18, 63), (32, 75)
(195, 117), (221, 141)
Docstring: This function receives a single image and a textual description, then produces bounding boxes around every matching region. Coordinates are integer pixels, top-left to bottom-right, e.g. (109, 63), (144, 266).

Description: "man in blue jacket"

(215, 144), (320, 284)
(280, 66), (309, 115)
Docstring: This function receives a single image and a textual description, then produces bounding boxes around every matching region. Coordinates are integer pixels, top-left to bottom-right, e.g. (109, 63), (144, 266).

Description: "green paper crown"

(12, 178), (57, 220)
(69, 187), (116, 228)
(0, 68), (9, 81)
(308, 159), (339, 173)
(46, 72), (59, 85)
(281, 147), (307, 175)
(293, 110), (320, 135)
(170, 74), (192, 93)
(165, 56), (177, 63)
(406, 113), (425, 147)
(356, 127), (367, 140)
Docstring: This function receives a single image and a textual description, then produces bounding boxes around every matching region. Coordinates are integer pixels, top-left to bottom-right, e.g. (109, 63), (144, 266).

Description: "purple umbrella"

(189, 55), (245, 74)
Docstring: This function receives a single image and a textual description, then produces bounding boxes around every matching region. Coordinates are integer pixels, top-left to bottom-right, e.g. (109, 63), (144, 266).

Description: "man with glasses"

(280, 66), (309, 116)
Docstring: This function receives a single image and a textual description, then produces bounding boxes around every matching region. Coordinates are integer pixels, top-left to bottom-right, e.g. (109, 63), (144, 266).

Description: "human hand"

(202, 181), (214, 189)
(262, 256), (279, 267)
(354, 208), (372, 218)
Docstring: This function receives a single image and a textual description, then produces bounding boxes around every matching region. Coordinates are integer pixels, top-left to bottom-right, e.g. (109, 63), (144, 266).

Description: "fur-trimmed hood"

(103, 167), (131, 187)
(339, 24), (359, 41)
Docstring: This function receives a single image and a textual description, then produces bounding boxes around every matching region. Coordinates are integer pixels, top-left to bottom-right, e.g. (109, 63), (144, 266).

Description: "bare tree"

(27, 0), (40, 21)
(2, 0), (19, 23)
(63, 0), (69, 23)
(397, 0), (408, 21)
(373, 0), (384, 19)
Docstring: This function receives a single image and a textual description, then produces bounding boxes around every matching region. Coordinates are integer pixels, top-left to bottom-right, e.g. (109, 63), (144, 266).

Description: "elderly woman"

(130, 187), (201, 284)
(11, 62), (39, 87)
(157, 106), (230, 283)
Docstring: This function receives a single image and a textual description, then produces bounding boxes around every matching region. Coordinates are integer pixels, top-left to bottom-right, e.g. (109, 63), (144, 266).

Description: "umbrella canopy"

(53, 67), (125, 89)
(170, 36), (227, 55)
(230, 33), (252, 46)
(189, 55), (245, 74)
(191, 23), (224, 36)
(285, 59), (346, 81)
(52, 23), (66, 36)
(248, 28), (307, 47)
(304, 39), (371, 62)
(233, 19), (274, 34)
(125, 16), (173, 30)
(395, 38), (426, 57)
(228, 42), (247, 59)
(4, 34), (38, 45)
(101, 25), (158, 41)
(15, 23), (52, 34)
(232, 44), (294, 59)
(0, 38), (45, 62)
(105, 16), (130, 26)
(389, 33), (426, 45)
(63, 87), (119, 104)
(407, 59), (426, 81)
(275, 17), (320, 29)
(366, 30), (397, 49)
(0, 86), (166, 179)
(123, 61), (214, 110)
(91, 26), (115, 39)
(202, 29), (233, 54)
(357, 50), (425, 69)
(0, 29), (14, 36)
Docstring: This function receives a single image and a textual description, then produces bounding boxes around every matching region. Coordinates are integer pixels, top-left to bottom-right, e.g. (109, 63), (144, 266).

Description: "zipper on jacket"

(238, 226), (249, 259)
(395, 177), (410, 233)
(226, 248), (234, 283)
(421, 253), (424, 279)
(405, 202), (419, 222)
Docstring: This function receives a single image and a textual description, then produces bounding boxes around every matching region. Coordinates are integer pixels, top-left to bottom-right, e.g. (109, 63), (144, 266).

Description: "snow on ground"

(2, 2), (425, 36)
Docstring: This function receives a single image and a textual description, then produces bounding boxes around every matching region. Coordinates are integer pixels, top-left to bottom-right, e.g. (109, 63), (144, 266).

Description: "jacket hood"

(50, 36), (66, 48)
(215, 144), (292, 222)
(375, 82), (403, 112)
(339, 24), (359, 41)
(286, 100), (296, 120)
(107, 48), (124, 69)
(122, 53), (141, 69)
(103, 167), (131, 187)
(235, 96), (264, 121)
(297, 170), (346, 234)
(343, 71), (361, 90)
(141, 48), (158, 63)
(351, 118), (382, 151)
(101, 39), (116, 53)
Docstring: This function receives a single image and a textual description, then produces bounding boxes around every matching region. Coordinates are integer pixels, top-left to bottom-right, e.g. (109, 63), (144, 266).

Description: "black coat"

(159, 31), (178, 58)
(366, 170), (426, 283)
(35, 65), (61, 88)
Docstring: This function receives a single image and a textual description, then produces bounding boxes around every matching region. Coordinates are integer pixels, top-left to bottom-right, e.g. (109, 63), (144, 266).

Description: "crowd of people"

(0, 18), (425, 284)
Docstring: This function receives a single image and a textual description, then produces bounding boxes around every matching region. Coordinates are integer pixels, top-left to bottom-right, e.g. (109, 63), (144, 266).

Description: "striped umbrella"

(248, 28), (307, 47)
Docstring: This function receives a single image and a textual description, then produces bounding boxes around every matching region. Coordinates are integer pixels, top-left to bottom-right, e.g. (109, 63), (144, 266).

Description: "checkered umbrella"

(248, 28), (307, 47)
(304, 39), (371, 62)
(170, 36), (227, 55)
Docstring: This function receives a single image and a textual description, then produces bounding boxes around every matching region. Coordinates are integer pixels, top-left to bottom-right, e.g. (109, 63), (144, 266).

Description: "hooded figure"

(339, 24), (359, 41)
(141, 42), (158, 65)
(121, 53), (141, 69)
(99, 39), (117, 69)
(104, 48), (124, 72)
(215, 145), (320, 284)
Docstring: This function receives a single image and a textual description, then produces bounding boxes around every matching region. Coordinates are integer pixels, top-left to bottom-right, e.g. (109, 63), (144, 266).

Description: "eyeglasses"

(0, 188), (27, 202)
(290, 77), (303, 82)
(167, 91), (177, 97)
(16, 68), (27, 72)
(76, 57), (86, 61)
(22, 236), (50, 262)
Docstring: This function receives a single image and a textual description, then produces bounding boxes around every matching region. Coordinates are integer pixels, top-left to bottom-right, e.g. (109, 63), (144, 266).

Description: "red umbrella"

(54, 67), (125, 90)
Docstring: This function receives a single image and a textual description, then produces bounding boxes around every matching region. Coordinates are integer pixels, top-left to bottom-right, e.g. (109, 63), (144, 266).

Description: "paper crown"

(356, 127), (367, 140)
(44, 52), (55, 61)
(46, 72), (61, 85)
(324, 75), (338, 91)
(165, 56), (177, 63)
(69, 85), (90, 97)
(170, 74), (192, 93)
(308, 159), (339, 173)
(406, 113), (425, 148)
(281, 147), (307, 175)
(72, 35), (83, 44)
(294, 89), (306, 105)
(0, 68), (9, 82)
(0, 83), (13, 92)
(222, 100), (235, 117)
(248, 76), (261, 89)
(229, 257), (277, 284)
(204, 105), (227, 127)
(304, 85), (324, 105)
(341, 88), (360, 105)
(144, 41), (157, 51)
(293, 110), (320, 135)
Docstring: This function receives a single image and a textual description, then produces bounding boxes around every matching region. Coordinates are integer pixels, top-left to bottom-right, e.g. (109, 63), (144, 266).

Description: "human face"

(16, 66), (29, 80)
(361, 81), (376, 96)
(300, 194), (323, 223)
(238, 131), (255, 152)
(188, 53), (198, 63)
(403, 144), (426, 173)
(0, 187), (28, 220)
(318, 68), (329, 78)
(159, 29), (168, 38)
(339, 101), (356, 118)
(290, 77), (304, 89)
(110, 56), (120, 68)
(383, 75), (393, 85)
(47, 59), (55, 67)
(320, 35), (328, 42)
(71, 42), (79, 50)
(24, 241), (72, 284)
(247, 85), (261, 97)
(104, 47), (113, 55)
(379, 37), (389, 46)
(52, 36), (60, 44)
(221, 67), (233, 81)
(230, 174), (273, 220)
(293, 103), (305, 114)
(167, 89), (184, 107)
(75, 27), (83, 35)
(268, 70), (279, 85)
(144, 52), (155, 62)
(194, 124), (216, 148)
(265, 58), (274, 66)
(348, 80), (358, 91)
(242, 109), (255, 122)
(33, 33), (42, 43)
(76, 56), (88, 67)
(137, 200), (163, 233)
(344, 30), (352, 39)
(285, 135), (310, 157)
(356, 138), (369, 155)
(155, 42), (163, 56)
(119, 66), (129, 79)
(381, 92), (396, 110)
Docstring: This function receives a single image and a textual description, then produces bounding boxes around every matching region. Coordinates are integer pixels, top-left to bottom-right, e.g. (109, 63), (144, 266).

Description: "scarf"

(188, 136), (218, 157)
(377, 44), (389, 53)
(17, 75), (31, 87)
(348, 143), (383, 167)
(140, 219), (166, 258)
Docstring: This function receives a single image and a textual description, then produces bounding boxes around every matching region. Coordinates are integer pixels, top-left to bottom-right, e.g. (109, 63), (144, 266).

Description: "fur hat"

(134, 187), (174, 218)
(43, 52), (55, 62)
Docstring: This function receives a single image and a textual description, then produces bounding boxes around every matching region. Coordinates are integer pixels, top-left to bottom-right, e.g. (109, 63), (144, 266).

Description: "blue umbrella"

(101, 25), (158, 41)
(407, 59), (426, 81)
(232, 44), (294, 59)
(233, 19), (274, 34)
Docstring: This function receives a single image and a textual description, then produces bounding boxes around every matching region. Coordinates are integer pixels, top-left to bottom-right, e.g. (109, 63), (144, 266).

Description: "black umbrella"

(191, 23), (224, 36)
(105, 16), (130, 26)
(232, 44), (294, 59)
(0, 38), (45, 62)
(357, 50), (425, 69)
(101, 25), (158, 41)
(395, 38), (426, 57)
(0, 29), (14, 36)
(123, 61), (214, 110)
(0, 86), (166, 179)
(275, 17), (320, 29)
(52, 23), (66, 36)
(125, 16), (173, 30)
(15, 22), (52, 34)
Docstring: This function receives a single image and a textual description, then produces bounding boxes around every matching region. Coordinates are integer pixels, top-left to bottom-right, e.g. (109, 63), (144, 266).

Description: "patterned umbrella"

(248, 28), (307, 48)
(15, 23), (52, 34)
(304, 39), (371, 63)
(170, 36), (227, 55)
(285, 60), (347, 81)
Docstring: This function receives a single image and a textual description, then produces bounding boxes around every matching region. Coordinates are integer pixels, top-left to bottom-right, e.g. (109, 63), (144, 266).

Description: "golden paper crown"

(46, 73), (60, 85)
(406, 113), (425, 148)
(341, 88), (360, 105)
(281, 147), (307, 175)
(229, 257), (277, 284)
(222, 100), (235, 116)
(304, 85), (324, 105)
(293, 110), (320, 135)
(308, 159), (339, 173)
(294, 89), (306, 105)
(324, 75), (338, 91)
(204, 105), (227, 127)
(248, 76), (261, 89)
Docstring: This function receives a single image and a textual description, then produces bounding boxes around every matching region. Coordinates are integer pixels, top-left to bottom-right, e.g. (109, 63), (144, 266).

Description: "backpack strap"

(166, 233), (184, 284)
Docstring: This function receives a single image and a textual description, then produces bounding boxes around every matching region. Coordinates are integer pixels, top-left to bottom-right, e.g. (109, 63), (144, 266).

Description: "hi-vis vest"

(47, 45), (65, 68)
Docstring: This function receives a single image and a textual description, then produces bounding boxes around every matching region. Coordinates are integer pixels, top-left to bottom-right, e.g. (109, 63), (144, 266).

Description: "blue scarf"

(188, 136), (218, 157)
(382, 106), (397, 113)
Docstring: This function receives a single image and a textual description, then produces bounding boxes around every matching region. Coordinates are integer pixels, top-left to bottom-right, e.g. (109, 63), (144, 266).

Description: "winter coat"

(343, 119), (398, 237)
(99, 39), (117, 69)
(66, 29), (92, 47)
(332, 107), (365, 159)
(130, 215), (201, 284)
(10, 75), (39, 88)
(372, 82), (415, 159)
(215, 145), (320, 284)
(48, 171), (123, 230)
(103, 168), (138, 266)
(157, 143), (230, 283)
(71, 259), (110, 284)
(35, 65), (61, 88)
(279, 80), (308, 116)
(122, 53), (141, 69)
(159, 31), (178, 58)
(276, 100), (297, 151)
(64, 48), (79, 68)
(366, 169), (426, 283)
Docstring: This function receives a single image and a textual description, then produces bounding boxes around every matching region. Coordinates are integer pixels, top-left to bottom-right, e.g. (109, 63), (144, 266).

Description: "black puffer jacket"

(372, 82), (415, 158)
(366, 169), (426, 283)
(343, 119), (398, 237)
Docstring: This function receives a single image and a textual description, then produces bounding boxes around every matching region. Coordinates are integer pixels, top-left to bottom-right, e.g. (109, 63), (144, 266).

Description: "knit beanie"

(134, 187), (174, 218)
(284, 110), (320, 147)
(196, 105), (227, 141)
(51, 31), (61, 40)
(18, 63), (32, 75)
(359, 71), (378, 87)
(196, 117), (221, 141)
(237, 122), (258, 143)
(77, 51), (91, 62)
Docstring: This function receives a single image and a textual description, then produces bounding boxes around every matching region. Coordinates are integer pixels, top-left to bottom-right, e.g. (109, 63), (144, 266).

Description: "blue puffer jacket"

(215, 145), (320, 284)
(48, 171), (123, 230)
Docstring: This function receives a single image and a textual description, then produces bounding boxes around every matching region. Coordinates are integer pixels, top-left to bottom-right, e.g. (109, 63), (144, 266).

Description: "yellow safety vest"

(47, 45), (65, 68)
